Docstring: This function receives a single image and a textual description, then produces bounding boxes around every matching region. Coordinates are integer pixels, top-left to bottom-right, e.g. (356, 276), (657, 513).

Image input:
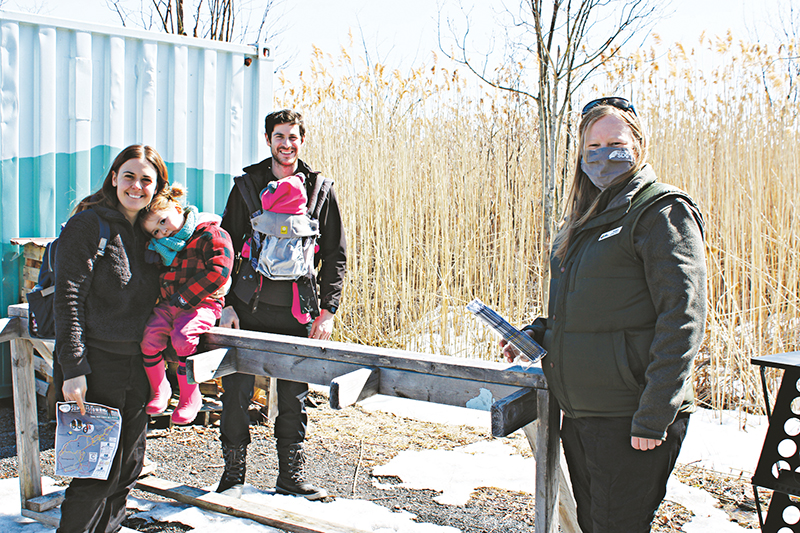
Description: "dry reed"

(276, 33), (800, 414)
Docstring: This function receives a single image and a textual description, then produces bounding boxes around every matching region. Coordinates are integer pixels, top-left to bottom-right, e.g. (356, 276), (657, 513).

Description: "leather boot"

(216, 442), (247, 497)
(276, 442), (328, 500)
(143, 356), (171, 415)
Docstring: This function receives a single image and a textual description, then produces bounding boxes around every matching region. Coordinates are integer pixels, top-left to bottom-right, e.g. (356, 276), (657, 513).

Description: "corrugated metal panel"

(0, 11), (273, 398)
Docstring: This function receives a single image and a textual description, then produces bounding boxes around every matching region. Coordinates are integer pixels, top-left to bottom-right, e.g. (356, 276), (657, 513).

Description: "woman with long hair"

(55, 145), (168, 533)
(504, 97), (707, 532)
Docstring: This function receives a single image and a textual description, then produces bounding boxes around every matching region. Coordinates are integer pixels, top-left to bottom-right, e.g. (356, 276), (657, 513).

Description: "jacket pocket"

(560, 332), (642, 415)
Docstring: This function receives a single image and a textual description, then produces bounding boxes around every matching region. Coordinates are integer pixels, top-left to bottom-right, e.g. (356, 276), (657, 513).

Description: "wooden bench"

(3, 303), (578, 533)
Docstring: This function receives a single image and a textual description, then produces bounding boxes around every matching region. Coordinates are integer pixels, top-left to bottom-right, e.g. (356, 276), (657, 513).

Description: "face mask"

(581, 147), (635, 191)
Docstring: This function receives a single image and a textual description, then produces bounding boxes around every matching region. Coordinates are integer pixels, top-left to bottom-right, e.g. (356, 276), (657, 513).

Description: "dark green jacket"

(535, 165), (706, 441)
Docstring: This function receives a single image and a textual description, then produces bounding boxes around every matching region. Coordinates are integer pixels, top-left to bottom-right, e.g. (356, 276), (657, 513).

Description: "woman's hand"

(219, 306), (240, 329)
(500, 339), (529, 363)
(631, 436), (663, 451)
(62, 376), (88, 415)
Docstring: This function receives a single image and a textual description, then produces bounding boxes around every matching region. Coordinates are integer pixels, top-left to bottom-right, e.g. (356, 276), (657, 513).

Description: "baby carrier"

(241, 172), (333, 282)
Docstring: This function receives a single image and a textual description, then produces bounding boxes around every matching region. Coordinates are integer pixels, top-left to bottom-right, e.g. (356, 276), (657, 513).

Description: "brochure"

(467, 298), (547, 364)
(55, 401), (121, 480)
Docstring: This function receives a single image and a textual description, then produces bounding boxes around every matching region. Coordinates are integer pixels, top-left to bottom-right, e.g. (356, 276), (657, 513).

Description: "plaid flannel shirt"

(159, 219), (234, 308)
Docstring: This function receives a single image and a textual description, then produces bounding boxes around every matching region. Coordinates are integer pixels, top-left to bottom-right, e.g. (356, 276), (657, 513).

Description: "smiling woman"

(53, 144), (169, 533)
(111, 158), (160, 225)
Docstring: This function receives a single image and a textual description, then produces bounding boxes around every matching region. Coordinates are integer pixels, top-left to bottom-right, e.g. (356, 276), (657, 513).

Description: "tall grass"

(276, 34), (800, 413)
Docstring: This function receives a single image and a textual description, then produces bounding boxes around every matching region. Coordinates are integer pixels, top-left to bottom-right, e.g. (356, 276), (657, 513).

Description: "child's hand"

(169, 293), (190, 309)
(210, 277), (232, 300)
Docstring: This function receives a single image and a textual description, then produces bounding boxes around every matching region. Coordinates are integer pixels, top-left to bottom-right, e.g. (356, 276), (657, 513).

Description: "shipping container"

(0, 10), (273, 398)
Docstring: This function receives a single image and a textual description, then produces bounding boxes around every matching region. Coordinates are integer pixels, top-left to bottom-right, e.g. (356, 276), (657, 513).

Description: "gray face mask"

(580, 147), (635, 191)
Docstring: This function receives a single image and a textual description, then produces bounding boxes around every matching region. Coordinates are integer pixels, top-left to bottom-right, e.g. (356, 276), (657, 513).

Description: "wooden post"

(523, 389), (579, 533)
(10, 335), (43, 508)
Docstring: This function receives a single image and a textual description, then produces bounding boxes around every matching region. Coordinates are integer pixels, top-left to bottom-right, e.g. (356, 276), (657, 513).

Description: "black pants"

(56, 347), (149, 533)
(220, 298), (312, 448)
(560, 413), (689, 533)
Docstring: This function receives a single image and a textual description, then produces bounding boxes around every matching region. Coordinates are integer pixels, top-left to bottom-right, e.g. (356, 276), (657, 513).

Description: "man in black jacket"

(216, 109), (347, 500)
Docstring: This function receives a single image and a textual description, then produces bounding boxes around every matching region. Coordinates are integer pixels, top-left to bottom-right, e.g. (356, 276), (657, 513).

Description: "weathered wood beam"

(330, 367), (380, 409)
(491, 387), (538, 437)
(0, 316), (21, 343)
(202, 344), (522, 410)
(26, 489), (65, 512)
(10, 336), (42, 506)
(202, 328), (547, 389)
(135, 477), (370, 533)
(20, 507), (61, 528)
(29, 338), (54, 365)
(523, 389), (580, 533)
(20, 507), (137, 532)
(186, 347), (237, 384)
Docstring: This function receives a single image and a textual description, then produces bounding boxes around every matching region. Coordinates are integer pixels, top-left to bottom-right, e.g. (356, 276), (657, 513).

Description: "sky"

(0, 396), (770, 532)
(0, 0), (779, 84)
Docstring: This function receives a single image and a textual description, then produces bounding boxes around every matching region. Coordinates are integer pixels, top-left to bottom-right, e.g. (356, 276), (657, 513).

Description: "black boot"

(216, 442), (247, 497)
(276, 442), (328, 500)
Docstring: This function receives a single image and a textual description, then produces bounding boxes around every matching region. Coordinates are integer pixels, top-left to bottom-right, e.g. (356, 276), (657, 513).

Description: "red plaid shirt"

(159, 219), (234, 308)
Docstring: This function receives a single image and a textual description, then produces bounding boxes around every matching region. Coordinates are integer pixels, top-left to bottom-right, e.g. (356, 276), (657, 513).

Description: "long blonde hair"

(552, 105), (648, 261)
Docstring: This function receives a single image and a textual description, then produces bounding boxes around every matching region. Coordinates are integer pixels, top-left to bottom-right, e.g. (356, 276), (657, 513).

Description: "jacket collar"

(581, 164), (658, 230)
(242, 157), (315, 182)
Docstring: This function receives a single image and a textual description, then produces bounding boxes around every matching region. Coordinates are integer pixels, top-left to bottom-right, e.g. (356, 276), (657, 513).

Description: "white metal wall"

(0, 10), (272, 240)
(0, 11), (274, 385)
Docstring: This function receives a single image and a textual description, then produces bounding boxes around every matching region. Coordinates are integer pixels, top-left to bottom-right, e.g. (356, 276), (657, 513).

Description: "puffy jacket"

(156, 215), (234, 308)
(55, 204), (160, 380)
(532, 165), (707, 440)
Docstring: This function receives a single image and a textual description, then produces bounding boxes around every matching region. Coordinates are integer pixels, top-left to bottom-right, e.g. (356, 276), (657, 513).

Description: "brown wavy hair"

(139, 182), (188, 226)
(73, 145), (169, 215)
(265, 109), (306, 139)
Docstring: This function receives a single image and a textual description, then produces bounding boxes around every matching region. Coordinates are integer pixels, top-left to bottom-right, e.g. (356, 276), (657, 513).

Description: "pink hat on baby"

(260, 173), (307, 215)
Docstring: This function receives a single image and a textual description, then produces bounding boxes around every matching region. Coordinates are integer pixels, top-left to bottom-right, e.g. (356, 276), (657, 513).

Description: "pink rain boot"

(171, 370), (202, 425)
(143, 356), (172, 415)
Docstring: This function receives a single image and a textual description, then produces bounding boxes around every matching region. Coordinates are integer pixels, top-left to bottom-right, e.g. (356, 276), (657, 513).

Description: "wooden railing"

(3, 303), (577, 533)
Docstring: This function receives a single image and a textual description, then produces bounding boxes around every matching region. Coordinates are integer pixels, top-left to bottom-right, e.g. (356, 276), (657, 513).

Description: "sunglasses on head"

(582, 97), (637, 116)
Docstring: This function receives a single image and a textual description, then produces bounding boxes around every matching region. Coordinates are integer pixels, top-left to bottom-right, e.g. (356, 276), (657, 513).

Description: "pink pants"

(140, 300), (222, 357)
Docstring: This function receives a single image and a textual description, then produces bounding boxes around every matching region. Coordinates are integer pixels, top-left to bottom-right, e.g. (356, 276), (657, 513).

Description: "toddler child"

(139, 183), (234, 424)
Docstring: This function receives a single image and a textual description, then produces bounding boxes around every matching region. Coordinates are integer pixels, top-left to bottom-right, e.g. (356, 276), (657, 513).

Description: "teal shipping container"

(0, 11), (273, 398)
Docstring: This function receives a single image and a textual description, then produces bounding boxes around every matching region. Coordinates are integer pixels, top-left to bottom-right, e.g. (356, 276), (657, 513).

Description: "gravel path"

(0, 391), (759, 532)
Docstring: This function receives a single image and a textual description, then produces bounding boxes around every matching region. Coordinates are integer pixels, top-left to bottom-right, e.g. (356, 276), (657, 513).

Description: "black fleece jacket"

(54, 204), (160, 380)
(221, 158), (347, 313)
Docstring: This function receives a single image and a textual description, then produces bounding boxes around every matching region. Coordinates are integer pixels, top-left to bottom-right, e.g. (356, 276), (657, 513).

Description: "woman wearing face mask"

(502, 98), (707, 532)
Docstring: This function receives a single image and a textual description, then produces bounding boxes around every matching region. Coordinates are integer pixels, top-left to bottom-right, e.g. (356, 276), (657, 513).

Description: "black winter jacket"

(55, 204), (160, 380)
(221, 158), (347, 314)
(526, 166), (707, 441)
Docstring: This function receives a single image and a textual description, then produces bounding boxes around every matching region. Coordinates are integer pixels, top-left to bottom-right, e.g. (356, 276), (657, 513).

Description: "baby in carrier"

(244, 173), (320, 323)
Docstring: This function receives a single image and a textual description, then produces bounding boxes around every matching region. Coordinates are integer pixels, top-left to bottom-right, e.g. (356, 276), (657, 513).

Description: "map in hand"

(55, 401), (121, 480)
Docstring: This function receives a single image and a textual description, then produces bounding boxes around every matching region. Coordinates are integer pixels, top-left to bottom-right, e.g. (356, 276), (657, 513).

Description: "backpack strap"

(234, 173), (264, 216)
(93, 210), (110, 256)
(306, 174), (333, 220)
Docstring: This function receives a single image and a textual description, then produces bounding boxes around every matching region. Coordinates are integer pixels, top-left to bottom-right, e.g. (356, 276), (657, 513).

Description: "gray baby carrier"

(246, 173), (332, 281)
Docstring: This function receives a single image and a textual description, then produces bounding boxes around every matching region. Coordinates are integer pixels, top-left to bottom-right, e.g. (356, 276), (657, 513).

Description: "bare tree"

(440, 0), (662, 285)
(105, 0), (287, 44)
(764, 0), (800, 104)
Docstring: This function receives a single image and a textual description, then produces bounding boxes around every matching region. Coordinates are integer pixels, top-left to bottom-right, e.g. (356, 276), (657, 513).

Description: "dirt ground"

(0, 390), (764, 532)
